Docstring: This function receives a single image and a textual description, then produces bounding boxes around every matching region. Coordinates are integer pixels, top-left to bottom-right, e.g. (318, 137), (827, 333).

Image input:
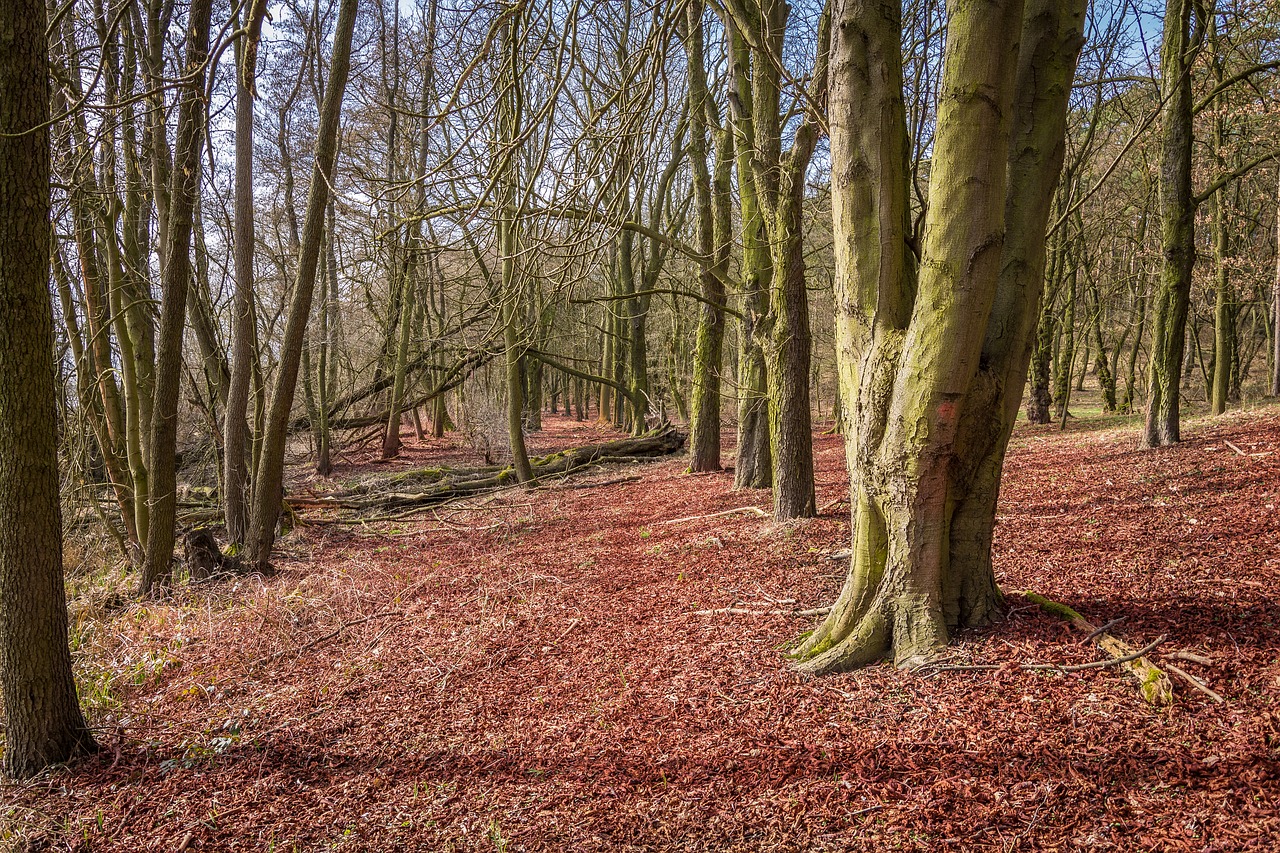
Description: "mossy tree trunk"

(684, 0), (730, 472)
(0, 0), (98, 774)
(497, 2), (534, 483)
(797, 0), (1086, 674)
(1272, 171), (1280, 398)
(1144, 0), (1197, 448)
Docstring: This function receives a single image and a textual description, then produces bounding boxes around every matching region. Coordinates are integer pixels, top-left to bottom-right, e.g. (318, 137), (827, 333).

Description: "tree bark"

(1273, 168), (1280, 397)
(0, 0), (97, 774)
(224, 0), (268, 547)
(139, 0), (216, 595)
(245, 0), (360, 570)
(798, 0), (1086, 673)
(725, 23), (772, 489)
(1144, 0), (1196, 447)
(685, 1), (728, 472)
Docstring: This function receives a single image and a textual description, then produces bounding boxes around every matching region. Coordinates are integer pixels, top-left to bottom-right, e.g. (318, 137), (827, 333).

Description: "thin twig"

(1084, 618), (1126, 644)
(1165, 663), (1226, 704)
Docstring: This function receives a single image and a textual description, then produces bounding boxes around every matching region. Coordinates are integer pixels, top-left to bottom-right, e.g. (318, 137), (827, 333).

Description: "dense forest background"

(44, 0), (1279, 588)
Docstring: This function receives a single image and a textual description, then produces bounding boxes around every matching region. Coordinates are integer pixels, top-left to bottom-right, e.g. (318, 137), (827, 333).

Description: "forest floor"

(5, 403), (1280, 851)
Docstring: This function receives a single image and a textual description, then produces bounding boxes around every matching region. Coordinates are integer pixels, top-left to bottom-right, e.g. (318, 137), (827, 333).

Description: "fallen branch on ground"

(691, 604), (831, 618)
(324, 426), (684, 513)
(1021, 591), (1173, 705)
(661, 505), (768, 525)
(1164, 663), (1226, 704)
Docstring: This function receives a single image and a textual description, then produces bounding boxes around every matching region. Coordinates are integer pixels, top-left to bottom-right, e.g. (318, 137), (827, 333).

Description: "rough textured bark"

(725, 23), (772, 489)
(0, 0), (97, 774)
(758, 1), (829, 519)
(797, 0), (1086, 673)
(245, 0), (359, 570)
(139, 0), (216, 594)
(1144, 0), (1196, 447)
(1273, 169), (1280, 398)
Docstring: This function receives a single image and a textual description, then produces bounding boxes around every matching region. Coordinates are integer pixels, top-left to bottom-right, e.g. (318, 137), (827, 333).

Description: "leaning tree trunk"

(796, 0), (1086, 674)
(139, 0), (216, 595)
(1144, 0), (1196, 448)
(244, 0), (359, 571)
(0, 0), (97, 774)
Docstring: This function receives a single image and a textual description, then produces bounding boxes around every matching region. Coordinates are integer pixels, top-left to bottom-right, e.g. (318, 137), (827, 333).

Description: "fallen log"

(327, 425), (686, 512)
(1022, 591), (1173, 705)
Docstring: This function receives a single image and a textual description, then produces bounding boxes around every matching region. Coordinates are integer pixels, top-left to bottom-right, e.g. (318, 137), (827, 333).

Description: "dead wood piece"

(1225, 440), (1247, 456)
(183, 528), (248, 582)
(1165, 663), (1226, 704)
(332, 427), (685, 512)
(1163, 650), (1215, 666)
(1021, 591), (1173, 705)
(555, 475), (642, 491)
(691, 605), (831, 617)
(661, 505), (768, 525)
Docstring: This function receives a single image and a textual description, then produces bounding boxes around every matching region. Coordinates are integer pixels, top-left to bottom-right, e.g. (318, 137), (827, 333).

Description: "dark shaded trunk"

(0, 0), (97, 773)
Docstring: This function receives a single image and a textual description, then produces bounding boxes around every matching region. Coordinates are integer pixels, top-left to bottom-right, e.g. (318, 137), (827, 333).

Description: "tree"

(138, 0), (217, 594)
(0, 0), (96, 775)
(245, 0), (361, 570)
(225, 0), (271, 547)
(1144, 0), (1197, 448)
(795, 0), (1088, 672)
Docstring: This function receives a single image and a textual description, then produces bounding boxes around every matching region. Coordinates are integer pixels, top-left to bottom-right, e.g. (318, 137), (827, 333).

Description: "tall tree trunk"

(684, 0), (728, 473)
(497, 2), (534, 482)
(761, 4), (829, 519)
(1053, 254), (1077, 419)
(1144, 0), (1196, 447)
(245, 0), (360, 570)
(225, 2), (265, 545)
(139, 0), (216, 595)
(726, 23), (772, 489)
(797, 0), (1086, 673)
(0, 0), (97, 774)
(1272, 169), (1280, 397)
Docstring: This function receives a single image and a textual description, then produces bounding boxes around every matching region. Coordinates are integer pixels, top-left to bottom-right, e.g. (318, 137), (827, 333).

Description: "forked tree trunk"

(0, 0), (97, 774)
(796, 0), (1086, 673)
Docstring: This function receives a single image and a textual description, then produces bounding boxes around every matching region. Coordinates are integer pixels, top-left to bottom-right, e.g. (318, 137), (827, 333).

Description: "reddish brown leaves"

(6, 409), (1280, 850)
